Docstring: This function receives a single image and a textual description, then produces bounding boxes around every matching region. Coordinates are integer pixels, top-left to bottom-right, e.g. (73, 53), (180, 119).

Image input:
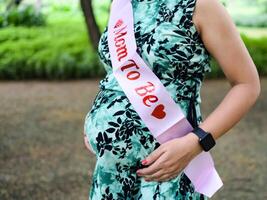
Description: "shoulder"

(193, 0), (226, 16)
(193, 0), (233, 37)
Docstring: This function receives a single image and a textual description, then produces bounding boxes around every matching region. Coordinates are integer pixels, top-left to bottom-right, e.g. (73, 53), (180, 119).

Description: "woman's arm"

(136, 0), (261, 182)
(193, 0), (261, 140)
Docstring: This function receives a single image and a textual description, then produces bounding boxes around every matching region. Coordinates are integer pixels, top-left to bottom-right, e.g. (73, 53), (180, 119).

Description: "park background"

(0, 0), (266, 199)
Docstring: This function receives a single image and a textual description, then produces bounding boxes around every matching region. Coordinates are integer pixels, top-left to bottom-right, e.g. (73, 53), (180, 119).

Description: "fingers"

(138, 158), (183, 182)
(141, 163), (177, 181)
(155, 166), (182, 182)
(157, 173), (178, 182)
(137, 152), (167, 176)
(144, 169), (180, 182)
(143, 169), (166, 181)
(142, 145), (165, 166)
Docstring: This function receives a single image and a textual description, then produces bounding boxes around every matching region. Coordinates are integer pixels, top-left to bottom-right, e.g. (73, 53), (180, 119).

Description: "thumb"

(142, 146), (164, 165)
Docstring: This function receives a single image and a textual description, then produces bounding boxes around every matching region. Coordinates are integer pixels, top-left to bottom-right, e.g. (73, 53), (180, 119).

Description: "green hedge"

(0, 17), (104, 80)
(242, 34), (267, 75)
(0, 19), (266, 80)
(0, 5), (46, 28)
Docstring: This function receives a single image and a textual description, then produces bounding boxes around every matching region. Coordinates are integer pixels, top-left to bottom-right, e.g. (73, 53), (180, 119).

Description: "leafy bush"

(0, 17), (104, 80)
(51, 4), (72, 12)
(0, 13), (5, 27)
(242, 34), (267, 75)
(0, 15), (266, 80)
(0, 5), (46, 28)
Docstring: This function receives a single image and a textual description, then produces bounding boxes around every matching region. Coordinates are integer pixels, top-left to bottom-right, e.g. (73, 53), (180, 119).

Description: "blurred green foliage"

(0, 19), (266, 80)
(226, 0), (267, 27)
(0, 16), (104, 79)
(92, 0), (110, 31)
(0, 0), (266, 80)
(242, 34), (267, 75)
(257, 0), (267, 13)
(0, 5), (46, 28)
(234, 14), (267, 27)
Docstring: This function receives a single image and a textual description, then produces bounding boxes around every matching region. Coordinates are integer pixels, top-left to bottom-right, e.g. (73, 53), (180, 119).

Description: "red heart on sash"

(114, 19), (123, 28)
(151, 104), (166, 119)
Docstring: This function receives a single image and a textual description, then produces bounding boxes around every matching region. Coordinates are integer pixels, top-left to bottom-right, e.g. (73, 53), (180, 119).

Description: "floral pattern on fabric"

(84, 0), (211, 199)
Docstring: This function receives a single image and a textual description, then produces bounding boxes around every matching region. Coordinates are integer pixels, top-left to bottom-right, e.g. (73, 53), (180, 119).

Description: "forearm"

(199, 82), (260, 140)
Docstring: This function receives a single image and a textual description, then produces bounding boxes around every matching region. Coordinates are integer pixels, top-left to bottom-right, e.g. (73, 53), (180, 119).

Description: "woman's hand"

(136, 133), (203, 182)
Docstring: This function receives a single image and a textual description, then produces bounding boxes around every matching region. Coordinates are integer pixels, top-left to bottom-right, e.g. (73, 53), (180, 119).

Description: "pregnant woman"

(83, 0), (260, 199)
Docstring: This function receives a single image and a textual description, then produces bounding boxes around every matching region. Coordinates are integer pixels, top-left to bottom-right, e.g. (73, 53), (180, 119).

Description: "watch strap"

(192, 127), (208, 139)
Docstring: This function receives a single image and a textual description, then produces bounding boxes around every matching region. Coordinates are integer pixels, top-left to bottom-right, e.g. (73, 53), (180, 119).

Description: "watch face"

(200, 133), (216, 152)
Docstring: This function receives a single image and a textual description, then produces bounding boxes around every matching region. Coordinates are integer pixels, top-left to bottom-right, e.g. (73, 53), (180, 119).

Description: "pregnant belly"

(83, 89), (161, 165)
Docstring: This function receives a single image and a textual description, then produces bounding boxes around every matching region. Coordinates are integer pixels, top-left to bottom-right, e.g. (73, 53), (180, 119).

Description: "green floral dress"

(83, 0), (212, 199)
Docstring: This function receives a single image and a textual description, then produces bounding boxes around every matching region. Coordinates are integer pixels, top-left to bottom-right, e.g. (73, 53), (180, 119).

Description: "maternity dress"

(83, 0), (211, 199)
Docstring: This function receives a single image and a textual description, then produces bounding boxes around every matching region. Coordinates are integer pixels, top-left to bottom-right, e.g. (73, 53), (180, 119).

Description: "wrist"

(185, 132), (203, 157)
(192, 126), (216, 152)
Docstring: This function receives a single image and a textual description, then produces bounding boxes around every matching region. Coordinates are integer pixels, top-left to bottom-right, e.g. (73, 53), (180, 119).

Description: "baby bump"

(83, 89), (161, 165)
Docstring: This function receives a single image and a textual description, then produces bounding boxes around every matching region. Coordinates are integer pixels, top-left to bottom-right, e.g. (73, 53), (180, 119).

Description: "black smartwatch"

(192, 127), (216, 152)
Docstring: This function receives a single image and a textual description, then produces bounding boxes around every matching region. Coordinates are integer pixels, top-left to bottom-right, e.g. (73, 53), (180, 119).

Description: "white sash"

(107, 0), (223, 197)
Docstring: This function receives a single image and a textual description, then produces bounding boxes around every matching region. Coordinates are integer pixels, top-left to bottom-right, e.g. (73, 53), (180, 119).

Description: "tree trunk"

(6, 0), (23, 10)
(80, 0), (101, 51)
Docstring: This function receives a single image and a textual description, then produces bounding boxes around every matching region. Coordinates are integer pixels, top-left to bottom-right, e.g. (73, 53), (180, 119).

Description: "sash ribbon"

(107, 0), (223, 197)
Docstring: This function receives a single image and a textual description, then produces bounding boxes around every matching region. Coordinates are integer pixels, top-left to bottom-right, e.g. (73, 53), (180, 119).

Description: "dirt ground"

(0, 78), (266, 200)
